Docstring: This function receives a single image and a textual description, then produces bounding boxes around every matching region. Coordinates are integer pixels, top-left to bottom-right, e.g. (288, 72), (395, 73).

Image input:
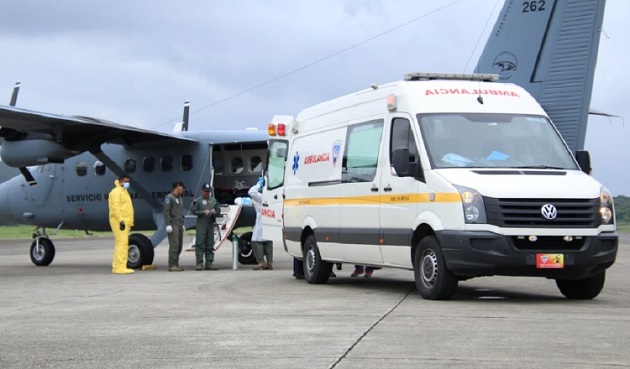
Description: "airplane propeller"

(182, 100), (190, 132)
(3, 81), (37, 186)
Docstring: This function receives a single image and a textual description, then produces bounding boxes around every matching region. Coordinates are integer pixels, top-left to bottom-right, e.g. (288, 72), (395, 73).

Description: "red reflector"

(277, 123), (286, 136)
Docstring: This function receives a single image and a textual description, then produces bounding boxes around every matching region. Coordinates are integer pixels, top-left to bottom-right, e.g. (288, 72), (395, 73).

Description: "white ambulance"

(262, 73), (618, 300)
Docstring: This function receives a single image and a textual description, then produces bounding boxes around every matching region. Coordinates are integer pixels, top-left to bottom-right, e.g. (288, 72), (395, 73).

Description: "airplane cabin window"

(94, 161), (106, 175)
(250, 156), (262, 173)
(143, 157), (155, 173)
(231, 157), (244, 174)
(125, 159), (136, 174)
(182, 154), (193, 171)
(161, 156), (173, 172)
(76, 161), (88, 177)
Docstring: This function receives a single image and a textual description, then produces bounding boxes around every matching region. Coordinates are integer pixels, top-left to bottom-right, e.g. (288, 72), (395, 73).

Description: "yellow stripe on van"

(284, 192), (461, 206)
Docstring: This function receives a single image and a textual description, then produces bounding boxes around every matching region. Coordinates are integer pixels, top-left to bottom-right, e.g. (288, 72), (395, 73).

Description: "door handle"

(383, 186), (392, 192)
(371, 186), (379, 192)
(262, 202), (269, 207)
(274, 194), (278, 199)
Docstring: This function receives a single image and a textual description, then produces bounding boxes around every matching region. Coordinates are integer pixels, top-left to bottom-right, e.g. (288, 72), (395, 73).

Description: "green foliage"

(614, 196), (630, 229)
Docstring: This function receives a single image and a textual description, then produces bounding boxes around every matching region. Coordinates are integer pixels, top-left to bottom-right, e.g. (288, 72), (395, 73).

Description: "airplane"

(475, 0), (607, 155)
(0, 84), (266, 268)
(0, 0), (609, 269)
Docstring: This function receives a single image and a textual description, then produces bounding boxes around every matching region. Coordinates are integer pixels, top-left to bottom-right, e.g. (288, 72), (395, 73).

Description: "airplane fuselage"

(0, 130), (267, 231)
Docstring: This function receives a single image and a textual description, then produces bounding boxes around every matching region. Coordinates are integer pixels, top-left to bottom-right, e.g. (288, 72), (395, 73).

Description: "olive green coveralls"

(191, 195), (221, 266)
(163, 192), (184, 267)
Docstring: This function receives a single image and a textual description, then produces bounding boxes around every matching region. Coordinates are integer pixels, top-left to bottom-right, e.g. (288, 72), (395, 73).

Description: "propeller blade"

(10, 81), (20, 106)
(19, 166), (37, 186)
(182, 100), (190, 132)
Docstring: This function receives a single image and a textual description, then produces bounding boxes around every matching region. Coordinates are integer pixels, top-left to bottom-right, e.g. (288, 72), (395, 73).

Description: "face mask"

(123, 182), (130, 190)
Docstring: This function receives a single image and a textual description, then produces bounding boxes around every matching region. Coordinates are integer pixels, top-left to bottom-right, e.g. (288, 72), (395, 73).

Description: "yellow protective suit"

(108, 179), (135, 274)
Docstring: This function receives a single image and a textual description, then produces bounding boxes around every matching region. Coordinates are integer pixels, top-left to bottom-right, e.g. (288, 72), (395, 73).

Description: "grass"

(0, 225), (253, 239)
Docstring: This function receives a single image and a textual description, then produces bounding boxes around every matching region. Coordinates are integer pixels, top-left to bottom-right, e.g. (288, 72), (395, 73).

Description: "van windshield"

(418, 113), (579, 170)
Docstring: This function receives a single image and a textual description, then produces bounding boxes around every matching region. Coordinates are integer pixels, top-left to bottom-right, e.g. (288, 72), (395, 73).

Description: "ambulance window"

(342, 120), (383, 183)
(390, 118), (419, 172)
(76, 161), (88, 177)
(93, 161), (106, 176)
(161, 156), (173, 172)
(250, 156), (262, 173)
(143, 157), (155, 173)
(267, 140), (288, 190)
(181, 155), (193, 171)
(124, 159), (136, 174)
(231, 157), (244, 174)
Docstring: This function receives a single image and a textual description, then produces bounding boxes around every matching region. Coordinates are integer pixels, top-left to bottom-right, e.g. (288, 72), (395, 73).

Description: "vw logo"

(541, 204), (558, 220)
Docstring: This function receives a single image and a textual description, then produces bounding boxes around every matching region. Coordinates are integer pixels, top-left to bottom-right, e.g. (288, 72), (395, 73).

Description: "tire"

(30, 238), (55, 266)
(303, 234), (332, 284)
(237, 232), (257, 265)
(127, 233), (154, 269)
(414, 236), (458, 300)
(556, 271), (606, 299)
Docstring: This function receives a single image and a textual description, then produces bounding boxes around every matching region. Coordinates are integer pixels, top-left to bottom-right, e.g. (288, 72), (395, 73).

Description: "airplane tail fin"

(475, 0), (606, 153)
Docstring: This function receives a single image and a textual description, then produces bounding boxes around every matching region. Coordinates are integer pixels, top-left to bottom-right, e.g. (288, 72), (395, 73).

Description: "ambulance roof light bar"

(404, 72), (499, 82)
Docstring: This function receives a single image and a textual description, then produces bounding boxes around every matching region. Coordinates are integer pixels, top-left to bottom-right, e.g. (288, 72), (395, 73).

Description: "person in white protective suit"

(108, 174), (135, 274)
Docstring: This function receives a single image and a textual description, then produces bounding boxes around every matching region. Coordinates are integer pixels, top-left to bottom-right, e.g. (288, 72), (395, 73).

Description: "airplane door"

(261, 139), (289, 244)
(379, 115), (420, 267)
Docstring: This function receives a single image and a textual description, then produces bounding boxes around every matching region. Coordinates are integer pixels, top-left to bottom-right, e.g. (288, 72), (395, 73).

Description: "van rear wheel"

(303, 234), (332, 284)
(414, 236), (458, 300)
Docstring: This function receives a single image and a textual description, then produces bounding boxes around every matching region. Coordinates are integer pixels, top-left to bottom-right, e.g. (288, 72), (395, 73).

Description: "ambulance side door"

(262, 139), (289, 244)
(337, 119), (385, 264)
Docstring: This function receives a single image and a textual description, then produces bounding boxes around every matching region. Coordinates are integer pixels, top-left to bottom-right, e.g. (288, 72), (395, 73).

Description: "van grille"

(484, 197), (600, 228)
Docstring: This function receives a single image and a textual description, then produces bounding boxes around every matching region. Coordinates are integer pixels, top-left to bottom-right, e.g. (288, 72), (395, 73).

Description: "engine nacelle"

(0, 139), (76, 167)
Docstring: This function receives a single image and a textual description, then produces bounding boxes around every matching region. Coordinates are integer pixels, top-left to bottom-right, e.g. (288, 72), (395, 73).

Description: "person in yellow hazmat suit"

(108, 174), (135, 274)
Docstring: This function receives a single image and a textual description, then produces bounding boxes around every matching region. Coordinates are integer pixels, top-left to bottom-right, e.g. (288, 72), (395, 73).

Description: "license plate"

(536, 253), (564, 269)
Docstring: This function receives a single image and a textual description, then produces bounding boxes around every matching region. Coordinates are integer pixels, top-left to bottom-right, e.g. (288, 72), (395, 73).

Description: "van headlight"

(454, 185), (487, 224)
(599, 187), (614, 224)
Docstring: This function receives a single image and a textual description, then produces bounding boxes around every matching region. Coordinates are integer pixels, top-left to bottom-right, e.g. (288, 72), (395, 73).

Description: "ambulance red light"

(268, 123), (276, 136)
(277, 123), (286, 136)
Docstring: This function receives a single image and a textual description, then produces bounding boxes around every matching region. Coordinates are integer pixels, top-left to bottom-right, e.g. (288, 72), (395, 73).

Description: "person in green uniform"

(164, 181), (186, 272)
(191, 183), (221, 271)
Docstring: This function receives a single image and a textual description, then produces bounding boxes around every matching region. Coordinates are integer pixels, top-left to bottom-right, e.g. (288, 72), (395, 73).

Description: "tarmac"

(1, 233), (629, 368)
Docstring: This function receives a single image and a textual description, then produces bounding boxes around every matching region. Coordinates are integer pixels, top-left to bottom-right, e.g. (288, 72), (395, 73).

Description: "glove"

(166, 225), (173, 233)
(257, 176), (264, 189)
(119, 221), (125, 231)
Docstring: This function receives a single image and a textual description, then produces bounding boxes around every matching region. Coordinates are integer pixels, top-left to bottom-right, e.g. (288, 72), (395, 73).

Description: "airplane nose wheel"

(30, 237), (55, 266)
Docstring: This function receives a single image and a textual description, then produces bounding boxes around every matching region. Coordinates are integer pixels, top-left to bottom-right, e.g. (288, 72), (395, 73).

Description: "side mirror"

(575, 150), (591, 175)
(392, 148), (410, 177)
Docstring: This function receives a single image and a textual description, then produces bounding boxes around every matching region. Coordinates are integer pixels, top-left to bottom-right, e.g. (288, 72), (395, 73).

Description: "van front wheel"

(303, 234), (332, 284)
(414, 236), (458, 300)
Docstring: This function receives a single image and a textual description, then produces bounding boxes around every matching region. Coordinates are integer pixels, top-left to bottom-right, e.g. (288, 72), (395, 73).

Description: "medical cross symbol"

(292, 152), (300, 174)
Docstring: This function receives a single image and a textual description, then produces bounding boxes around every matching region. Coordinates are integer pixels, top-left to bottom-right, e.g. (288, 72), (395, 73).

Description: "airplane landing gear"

(30, 237), (55, 266)
(127, 233), (154, 269)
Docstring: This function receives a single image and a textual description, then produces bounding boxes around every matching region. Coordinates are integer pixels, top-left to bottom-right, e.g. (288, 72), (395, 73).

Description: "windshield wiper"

(514, 165), (566, 170)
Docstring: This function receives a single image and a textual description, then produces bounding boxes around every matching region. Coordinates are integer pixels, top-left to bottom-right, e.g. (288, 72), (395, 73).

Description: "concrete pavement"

(1, 234), (629, 368)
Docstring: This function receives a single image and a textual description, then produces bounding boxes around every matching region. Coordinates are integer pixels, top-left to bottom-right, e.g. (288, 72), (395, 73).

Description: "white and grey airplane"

(0, 89), (266, 268)
(0, 0), (609, 269)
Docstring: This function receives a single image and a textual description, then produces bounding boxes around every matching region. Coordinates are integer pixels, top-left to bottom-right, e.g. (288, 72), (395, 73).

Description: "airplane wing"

(0, 104), (196, 152)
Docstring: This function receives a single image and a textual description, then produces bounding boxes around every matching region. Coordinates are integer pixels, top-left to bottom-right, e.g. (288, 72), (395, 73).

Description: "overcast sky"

(1, 0), (628, 195)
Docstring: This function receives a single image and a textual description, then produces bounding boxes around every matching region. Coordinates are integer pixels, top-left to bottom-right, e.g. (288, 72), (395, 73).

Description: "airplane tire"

(237, 232), (257, 265)
(414, 236), (458, 300)
(30, 238), (55, 266)
(127, 233), (154, 269)
(303, 234), (332, 284)
(556, 271), (605, 299)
